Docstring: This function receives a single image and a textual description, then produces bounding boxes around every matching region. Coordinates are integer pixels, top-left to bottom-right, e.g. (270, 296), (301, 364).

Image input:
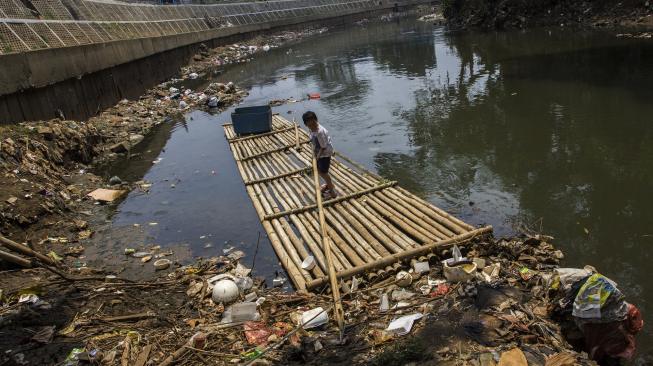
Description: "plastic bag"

(573, 273), (625, 320)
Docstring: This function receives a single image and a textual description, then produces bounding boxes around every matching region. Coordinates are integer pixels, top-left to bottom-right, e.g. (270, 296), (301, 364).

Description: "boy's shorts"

(317, 157), (331, 174)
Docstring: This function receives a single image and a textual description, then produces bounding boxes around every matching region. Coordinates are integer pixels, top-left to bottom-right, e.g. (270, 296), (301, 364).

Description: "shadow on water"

(93, 17), (653, 361)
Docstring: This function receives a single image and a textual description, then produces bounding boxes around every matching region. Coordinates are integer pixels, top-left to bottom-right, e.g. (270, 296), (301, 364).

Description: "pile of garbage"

(181, 27), (329, 79)
(0, 233), (642, 365)
(0, 76), (246, 252)
(418, 12), (446, 25)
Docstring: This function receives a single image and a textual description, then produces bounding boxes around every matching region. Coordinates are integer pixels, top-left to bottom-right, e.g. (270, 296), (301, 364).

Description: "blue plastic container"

(231, 105), (272, 135)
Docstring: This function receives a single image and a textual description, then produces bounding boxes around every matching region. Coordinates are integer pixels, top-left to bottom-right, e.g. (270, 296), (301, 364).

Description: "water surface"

(99, 19), (653, 361)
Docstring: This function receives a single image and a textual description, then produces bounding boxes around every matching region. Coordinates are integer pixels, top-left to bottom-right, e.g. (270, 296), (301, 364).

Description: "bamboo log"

(0, 249), (32, 267)
(263, 181), (397, 220)
(255, 183), (313, 283)
(332, 150), (473, 232)
(348, 165), (467, 236)
(264, 160), (335, 273)
(294, 121), (300, 150)
(385, 188), (466, 235)
(302, 212), (353, 270)
(228, 126), (294, 142)
(312, 156), (345, 334)
(288, 176), (381, 266)
(273, 174), (350, 271)
(321, 155), (423, 252)
(397, 186), (474, 231)
(307, 226), (493, 290)
(381, 189), (456, 237)
(328, 164), (434, 246)
(266, 181), (325, 279)
(229, 149), (306, 290)
(238, 140), (310, 161)
(372, 191), (448, 240)
(281, 186), (346, 273)
(0, 235), (55, 265)
(334, 202), (392, 256)
(328, 166), (417, 252)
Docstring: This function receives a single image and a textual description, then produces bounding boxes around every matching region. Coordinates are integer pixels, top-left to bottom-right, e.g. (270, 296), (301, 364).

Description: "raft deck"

(224, 115), (492, 291)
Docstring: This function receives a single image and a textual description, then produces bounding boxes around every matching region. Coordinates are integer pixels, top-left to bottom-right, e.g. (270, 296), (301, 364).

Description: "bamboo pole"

(0, 249), (32, 267)
(312, 156), (344, 333)
(0, 235), (56, 265)
(254, 182), (313, 284)
(288, 173), (381, 266)
(239, 140), (309, 162)
(372, 191), (448, 240)
(272, 170), (351, 271)
(333, 203), (390, 256)
(294, 120), (300, 150)
(265, 180), (326, 277)
(228, 126), (294, 142)
(382, 189), (456, 237)
(264, 160), (334, 273)
(306, 226), (493, 290)
(226, 140), (306, 290)
(332, 149), (474, 232)
(348, 165), (466, 236)
(327, 163), (439, 244)
(263, 181), (396, 220)
(275, 181), (352, 274)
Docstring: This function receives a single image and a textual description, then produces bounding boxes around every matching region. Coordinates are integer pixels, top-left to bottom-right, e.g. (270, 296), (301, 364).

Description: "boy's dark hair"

(302, 111), (317, 125)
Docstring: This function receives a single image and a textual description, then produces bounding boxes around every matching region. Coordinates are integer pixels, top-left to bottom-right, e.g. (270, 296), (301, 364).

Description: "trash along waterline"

(5, 231), (641, 365)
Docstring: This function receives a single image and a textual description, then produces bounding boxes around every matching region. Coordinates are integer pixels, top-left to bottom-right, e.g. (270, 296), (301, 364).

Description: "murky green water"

(100, 18), (653, 360)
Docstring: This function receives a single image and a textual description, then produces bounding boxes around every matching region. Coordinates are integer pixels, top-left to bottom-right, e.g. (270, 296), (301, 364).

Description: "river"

(95, 17), (653, 361)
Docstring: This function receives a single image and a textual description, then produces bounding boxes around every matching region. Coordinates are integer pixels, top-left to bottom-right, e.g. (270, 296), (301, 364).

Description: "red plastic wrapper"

(243, 321), (291, 346)
(430, 283), (450, 297)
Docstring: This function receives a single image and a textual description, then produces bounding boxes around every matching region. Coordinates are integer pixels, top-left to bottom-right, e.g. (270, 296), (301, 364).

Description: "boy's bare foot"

(323, 189), (338, 200)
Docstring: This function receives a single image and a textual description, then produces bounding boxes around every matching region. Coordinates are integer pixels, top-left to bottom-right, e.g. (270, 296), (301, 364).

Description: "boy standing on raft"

(302, 111), (338, 199)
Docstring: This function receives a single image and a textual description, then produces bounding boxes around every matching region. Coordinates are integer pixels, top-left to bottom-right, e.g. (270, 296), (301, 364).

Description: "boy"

(302, 111), (337, 199)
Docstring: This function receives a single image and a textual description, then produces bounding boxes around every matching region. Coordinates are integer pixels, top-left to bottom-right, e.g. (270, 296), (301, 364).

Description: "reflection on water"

(104, 18), (653, 359)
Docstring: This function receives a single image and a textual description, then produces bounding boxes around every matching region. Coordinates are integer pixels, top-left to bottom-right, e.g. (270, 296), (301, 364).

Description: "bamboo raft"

(223, 115), (493, 291)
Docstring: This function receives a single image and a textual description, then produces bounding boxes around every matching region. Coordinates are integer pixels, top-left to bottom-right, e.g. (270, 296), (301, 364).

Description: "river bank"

(1, 233), (606, 365)
(442, 0), (653, 30)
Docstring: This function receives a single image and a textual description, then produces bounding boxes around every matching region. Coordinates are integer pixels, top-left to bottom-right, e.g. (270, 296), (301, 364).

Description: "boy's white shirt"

(310, 125), (334, 158)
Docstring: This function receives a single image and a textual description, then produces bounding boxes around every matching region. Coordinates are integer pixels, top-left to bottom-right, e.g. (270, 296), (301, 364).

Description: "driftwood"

(134, 344), (152, 366)
(100, 312), (157, 323)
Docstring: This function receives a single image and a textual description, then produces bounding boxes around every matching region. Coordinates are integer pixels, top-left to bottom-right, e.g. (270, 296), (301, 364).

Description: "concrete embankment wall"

(0, 0), (431, 124)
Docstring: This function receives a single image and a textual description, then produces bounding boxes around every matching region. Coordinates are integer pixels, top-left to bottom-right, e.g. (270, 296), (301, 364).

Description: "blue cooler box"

(231, 105), (272, 135)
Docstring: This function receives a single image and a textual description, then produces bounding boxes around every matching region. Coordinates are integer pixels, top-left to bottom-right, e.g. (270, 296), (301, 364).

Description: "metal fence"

(0, 0), (377, 54)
